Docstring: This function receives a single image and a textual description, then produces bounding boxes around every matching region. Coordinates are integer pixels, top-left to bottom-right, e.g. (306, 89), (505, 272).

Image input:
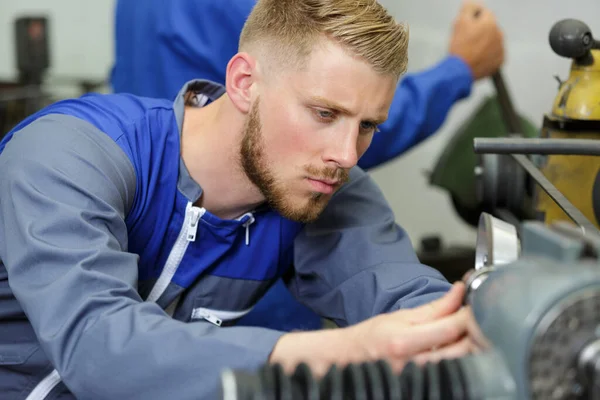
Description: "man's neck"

(180, 95), (265, 220)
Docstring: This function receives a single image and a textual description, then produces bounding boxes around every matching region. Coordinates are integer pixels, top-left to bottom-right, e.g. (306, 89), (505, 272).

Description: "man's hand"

(448, 1), (505, 80)
(269, 282), (476, 376)
(345, 281), (475, 372)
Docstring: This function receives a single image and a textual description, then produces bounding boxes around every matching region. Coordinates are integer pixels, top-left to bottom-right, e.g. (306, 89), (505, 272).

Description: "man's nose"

(322, 128), (359, 169)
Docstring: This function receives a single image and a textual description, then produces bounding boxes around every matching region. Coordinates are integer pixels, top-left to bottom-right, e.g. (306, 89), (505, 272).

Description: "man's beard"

(240, 99), (349, 223)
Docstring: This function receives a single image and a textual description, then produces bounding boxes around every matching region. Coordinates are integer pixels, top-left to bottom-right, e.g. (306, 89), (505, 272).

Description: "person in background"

(110, 0), (504, 332)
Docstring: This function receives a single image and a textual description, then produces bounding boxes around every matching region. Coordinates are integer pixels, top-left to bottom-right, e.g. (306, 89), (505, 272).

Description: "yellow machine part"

(535, 49), (600, 228)
(535, 131), (600, 227)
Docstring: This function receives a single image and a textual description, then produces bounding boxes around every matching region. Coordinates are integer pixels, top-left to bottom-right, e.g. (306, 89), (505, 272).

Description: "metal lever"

(472, 7), (523, 135)
(491, 72), (523, 135)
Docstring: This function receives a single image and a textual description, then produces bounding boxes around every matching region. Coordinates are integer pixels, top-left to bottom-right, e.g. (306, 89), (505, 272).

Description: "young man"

(111, 0), (505, 332)
(0, 1), (474, 399)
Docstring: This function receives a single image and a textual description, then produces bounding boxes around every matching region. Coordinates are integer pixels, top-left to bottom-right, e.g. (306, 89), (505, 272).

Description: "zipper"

(237, 212), (255, 246)
(146, 201), (205, 303)
(186, 206), (202, 241)
(25, 369), (61, 400)
(27, 203), (206, 400)
(191, 306), (254, 326)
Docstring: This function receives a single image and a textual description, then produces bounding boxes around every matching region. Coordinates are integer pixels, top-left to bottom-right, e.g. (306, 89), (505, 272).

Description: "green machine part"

(429, 94), (539, 226)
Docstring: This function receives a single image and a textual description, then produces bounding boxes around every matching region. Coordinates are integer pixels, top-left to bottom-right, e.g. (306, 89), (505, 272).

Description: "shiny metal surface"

(475, 212), (520, 270)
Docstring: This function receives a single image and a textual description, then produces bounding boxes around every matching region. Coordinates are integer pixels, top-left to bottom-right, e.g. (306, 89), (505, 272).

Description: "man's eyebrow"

(308, 96), (387, 124)
(309, 96), (353, 115)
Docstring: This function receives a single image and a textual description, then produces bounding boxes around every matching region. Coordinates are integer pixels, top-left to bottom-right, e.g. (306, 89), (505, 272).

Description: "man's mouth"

(314, 177), (340, 185)
(306, 177), (339, 194)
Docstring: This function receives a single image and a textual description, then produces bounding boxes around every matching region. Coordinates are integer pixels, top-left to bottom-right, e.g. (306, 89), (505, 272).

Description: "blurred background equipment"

(423, 17), (600, 284)
(536, 19), (600, 230)
(474, 18), (600, 232)
(0, 15), (107, 139)
(15, 16), (50, 86)
(418, 17), (540, 283)
(0, 16), (52, 137)
(428, 67), (538, 229)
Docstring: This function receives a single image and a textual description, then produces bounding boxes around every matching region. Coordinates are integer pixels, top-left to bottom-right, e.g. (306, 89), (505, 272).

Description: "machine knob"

(549, 19), (596, 60)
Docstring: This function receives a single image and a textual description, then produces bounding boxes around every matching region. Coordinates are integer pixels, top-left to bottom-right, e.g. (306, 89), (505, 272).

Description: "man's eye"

(360, 121), (379, 133)
(315, 109), (335, 120)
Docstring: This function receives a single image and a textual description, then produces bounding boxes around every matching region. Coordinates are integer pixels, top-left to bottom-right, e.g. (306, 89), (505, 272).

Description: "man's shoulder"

(7, 92), (176, 147)
(0, 92), (181, 188)
(64, 91), (175, 127)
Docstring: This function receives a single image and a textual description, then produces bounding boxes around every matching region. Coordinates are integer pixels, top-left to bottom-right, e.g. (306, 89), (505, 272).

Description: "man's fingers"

(404, 282), (466, 324)
(388, 308), (470, 358)
(411, 336), (475, 366)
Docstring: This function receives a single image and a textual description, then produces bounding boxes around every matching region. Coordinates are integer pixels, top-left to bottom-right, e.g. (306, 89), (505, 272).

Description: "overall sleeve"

(290, 167), (452, 327)
(359, 55), (473, 170)
(0, 115), (283, 400)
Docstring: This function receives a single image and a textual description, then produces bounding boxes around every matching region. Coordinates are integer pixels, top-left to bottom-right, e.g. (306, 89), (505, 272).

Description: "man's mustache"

(305, 166), (349, 185)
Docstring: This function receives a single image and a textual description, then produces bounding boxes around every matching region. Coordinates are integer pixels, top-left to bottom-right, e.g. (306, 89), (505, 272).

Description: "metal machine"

(536, 19), (600, 229)
(1, 15), (107, 138)
(476, 19), (600, 231)
(1, 16), (51, 137)
(217, 19), (600, 400)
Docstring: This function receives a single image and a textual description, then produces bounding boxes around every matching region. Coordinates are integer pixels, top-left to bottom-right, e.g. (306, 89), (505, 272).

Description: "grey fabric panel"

(46, 381), (76, 400)
(175, 80), (227, 201)
(172, 274), (275, 322)
(0, 114), (284, 399)
(291, 166), (451, 327)
(0, 261), (25, 321)
(177, 158), (203, 201)
(0, 257), (56, 400)
(137, 278), (158, 301)
(0, 342), (56, 400)
(155, 280), (184, 309)
(139, 278), (184, 310)
(140, 274), (275, 321)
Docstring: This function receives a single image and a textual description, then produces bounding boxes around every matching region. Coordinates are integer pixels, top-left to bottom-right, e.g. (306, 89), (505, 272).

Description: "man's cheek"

(358, 135), (374, 157)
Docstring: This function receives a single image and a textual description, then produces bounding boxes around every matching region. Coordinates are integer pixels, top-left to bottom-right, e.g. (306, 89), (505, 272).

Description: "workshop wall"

(0, 0), (599, 249)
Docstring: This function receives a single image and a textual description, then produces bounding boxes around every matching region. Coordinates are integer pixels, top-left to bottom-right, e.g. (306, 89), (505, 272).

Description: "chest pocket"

(175, 274), (276, 326)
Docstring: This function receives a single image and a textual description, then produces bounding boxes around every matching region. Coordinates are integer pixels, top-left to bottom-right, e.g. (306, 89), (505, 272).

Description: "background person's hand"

(448, 1), (505, 80)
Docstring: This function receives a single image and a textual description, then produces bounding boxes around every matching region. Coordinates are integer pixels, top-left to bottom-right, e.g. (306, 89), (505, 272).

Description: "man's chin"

(273, 200), (329, 224)
(282, 212), (323, 224)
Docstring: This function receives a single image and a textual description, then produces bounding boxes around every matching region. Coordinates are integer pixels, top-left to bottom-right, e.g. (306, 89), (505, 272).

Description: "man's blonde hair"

(239, 0), (409, 79)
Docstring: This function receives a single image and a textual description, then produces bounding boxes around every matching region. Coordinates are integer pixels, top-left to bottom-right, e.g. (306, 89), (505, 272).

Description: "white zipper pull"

(186, 207), (205, 242)
(242, 214), (255, 246)
(200, 311), (222, 326)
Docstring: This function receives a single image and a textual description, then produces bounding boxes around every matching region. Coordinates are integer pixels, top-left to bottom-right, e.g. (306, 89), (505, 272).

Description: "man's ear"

(225, 52), (257, 114)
